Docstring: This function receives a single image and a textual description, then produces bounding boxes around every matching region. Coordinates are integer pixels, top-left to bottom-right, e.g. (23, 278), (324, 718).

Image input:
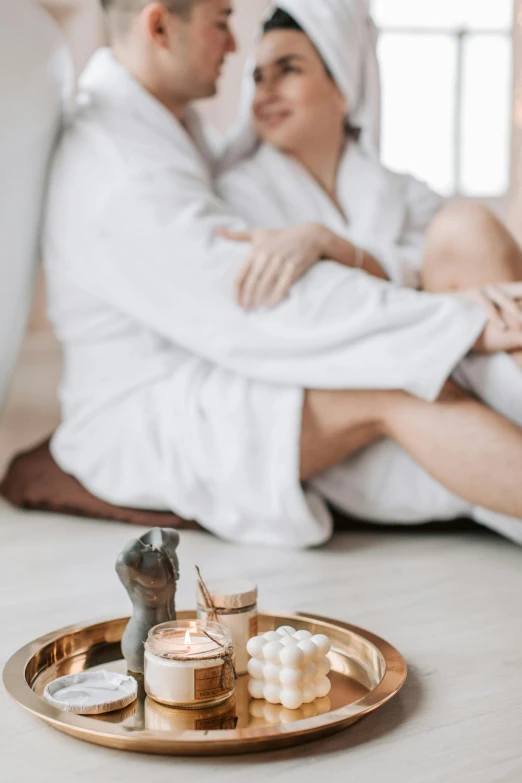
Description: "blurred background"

(2, 0), (522, 470)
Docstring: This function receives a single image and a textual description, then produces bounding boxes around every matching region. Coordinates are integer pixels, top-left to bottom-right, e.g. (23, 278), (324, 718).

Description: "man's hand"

(217, 223), (330, 310)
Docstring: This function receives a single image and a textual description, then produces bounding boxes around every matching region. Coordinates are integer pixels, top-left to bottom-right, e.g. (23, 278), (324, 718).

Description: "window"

(371, 0), (514, 197)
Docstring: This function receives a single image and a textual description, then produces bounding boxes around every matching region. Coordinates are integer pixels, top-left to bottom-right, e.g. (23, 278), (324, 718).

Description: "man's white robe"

(45, 50), (507, 548)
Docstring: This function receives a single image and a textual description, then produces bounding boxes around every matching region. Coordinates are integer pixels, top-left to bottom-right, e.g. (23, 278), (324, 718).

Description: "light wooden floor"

(1, 333), (522, 781)
(1, 514), (521, 781)
(0, 330), (61, 474)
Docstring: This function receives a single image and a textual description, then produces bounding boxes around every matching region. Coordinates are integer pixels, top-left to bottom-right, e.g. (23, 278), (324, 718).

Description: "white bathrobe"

(45, 49), (512, 549)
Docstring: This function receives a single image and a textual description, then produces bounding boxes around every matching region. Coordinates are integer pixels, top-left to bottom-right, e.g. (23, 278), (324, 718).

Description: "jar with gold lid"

(197, 578), (258, 675)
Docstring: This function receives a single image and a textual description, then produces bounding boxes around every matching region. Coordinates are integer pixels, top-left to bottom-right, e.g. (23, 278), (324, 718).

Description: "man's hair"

(100, 0), (198, 14)
(100, 0), (200, 37)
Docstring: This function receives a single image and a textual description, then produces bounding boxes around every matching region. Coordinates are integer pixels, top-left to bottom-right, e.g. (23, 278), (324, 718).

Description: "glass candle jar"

(197, 578), (258, 675)
(144, 620), (235, 709)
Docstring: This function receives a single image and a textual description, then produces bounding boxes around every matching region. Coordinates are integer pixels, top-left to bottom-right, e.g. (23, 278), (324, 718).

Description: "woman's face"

(252, 29), (347, 153)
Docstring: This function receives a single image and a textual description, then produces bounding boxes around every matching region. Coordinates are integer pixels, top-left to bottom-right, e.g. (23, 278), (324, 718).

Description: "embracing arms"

(217, 223), (388, 311)
(69, 165), (497, 401)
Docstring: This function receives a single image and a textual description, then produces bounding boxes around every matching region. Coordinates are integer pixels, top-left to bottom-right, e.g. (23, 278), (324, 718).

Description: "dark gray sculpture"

(116, 528), (180, 674)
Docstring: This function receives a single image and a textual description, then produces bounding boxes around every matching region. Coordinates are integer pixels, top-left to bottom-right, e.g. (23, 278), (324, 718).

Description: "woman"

(219, 1), (522, 320)
(216, 0), (522, 541)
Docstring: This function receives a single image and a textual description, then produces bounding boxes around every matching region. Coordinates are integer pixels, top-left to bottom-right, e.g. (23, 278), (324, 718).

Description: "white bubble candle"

(246, 626), (332, 710)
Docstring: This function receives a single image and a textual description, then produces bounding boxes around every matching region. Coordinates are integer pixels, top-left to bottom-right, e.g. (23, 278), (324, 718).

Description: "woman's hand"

(217, 223), (330, 310)
(460, 283), (522, 331)
(461, 283), (522, 353)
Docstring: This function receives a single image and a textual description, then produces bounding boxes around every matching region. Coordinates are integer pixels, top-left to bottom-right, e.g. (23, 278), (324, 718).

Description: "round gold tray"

(3, 610), (406, 755)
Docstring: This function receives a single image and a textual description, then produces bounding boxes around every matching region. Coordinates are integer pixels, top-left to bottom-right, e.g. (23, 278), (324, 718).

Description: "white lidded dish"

(43, 670), (138, 715)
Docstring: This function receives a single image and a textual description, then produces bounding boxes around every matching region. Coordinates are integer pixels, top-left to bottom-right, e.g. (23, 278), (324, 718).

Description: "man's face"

(166, 0), (237, 99)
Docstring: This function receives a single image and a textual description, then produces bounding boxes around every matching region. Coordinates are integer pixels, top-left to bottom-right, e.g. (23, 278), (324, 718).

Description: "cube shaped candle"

(246, 626), (332, 710)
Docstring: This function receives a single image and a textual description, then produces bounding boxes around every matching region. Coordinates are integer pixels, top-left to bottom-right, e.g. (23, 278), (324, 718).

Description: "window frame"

(374, 17), (514, 200)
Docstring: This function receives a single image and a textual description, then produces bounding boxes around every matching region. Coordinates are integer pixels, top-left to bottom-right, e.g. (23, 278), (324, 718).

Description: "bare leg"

(300, 388), (386, 480)
(422, 202), (522, 367)
(422, 202), (522, 291)
(301, 383), (522, 519)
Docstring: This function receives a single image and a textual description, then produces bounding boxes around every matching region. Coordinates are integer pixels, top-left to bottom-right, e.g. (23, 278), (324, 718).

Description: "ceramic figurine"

(116, 528), (180, 674)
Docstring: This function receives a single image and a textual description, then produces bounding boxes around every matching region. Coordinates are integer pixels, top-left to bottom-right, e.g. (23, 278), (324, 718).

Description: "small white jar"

(197, 578), (258, 675)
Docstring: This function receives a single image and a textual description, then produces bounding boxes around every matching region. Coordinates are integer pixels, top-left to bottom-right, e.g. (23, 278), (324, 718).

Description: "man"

(44, 0), (522, 547)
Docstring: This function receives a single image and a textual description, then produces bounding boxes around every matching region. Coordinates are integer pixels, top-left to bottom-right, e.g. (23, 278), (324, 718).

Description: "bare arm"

(319, 226), (388, 281)
(218, 222), (388, 311)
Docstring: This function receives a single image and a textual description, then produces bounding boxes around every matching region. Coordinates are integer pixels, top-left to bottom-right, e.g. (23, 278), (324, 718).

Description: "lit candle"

(144, 620), (236, 709)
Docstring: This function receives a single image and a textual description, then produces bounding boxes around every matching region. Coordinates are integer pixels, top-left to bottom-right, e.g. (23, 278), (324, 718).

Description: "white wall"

(40, 0), (106, 73)
(508, 0), (522, 242)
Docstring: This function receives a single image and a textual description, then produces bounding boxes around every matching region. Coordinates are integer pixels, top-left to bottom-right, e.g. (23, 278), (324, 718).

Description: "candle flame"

(184, 630), (192, 645)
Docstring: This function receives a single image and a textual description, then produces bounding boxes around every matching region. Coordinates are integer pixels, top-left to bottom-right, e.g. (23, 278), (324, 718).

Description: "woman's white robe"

(219, 142), (444, 289)
(218, 143), (522, 544)
(45, 49), (505, 548)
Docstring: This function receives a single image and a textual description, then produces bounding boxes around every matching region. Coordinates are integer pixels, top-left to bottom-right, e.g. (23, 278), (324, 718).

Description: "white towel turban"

(221, 0), (381, 170)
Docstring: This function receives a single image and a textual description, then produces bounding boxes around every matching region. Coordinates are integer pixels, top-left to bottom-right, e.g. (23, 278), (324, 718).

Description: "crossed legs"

(301, 203), (522, 523)
(301, 381), (522, 521)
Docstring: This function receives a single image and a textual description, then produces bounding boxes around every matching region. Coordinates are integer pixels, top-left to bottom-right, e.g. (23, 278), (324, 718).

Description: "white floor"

(1, 333), (522, 781)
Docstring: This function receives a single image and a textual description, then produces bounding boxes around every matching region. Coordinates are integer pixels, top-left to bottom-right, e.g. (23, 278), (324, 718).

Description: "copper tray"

(3, 610), (407, 755)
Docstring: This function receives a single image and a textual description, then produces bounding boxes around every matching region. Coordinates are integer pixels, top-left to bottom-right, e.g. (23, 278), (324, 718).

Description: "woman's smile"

(255, 106), (292, 129)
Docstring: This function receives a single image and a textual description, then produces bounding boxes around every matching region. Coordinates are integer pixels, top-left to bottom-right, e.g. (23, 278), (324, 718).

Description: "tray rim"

(3, 610), (407, 755)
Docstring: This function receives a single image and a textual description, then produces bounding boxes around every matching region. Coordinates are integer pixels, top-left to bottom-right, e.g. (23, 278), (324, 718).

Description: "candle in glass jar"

(144, 620), (235, 709)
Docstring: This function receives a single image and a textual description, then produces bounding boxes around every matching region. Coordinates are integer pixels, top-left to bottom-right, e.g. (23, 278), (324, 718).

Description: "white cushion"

(0, 0), (73, 411)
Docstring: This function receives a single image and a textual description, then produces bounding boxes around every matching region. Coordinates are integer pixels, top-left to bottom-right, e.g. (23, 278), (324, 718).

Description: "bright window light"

(372, 0), (513, 32)
(371, 0), (513, 197)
